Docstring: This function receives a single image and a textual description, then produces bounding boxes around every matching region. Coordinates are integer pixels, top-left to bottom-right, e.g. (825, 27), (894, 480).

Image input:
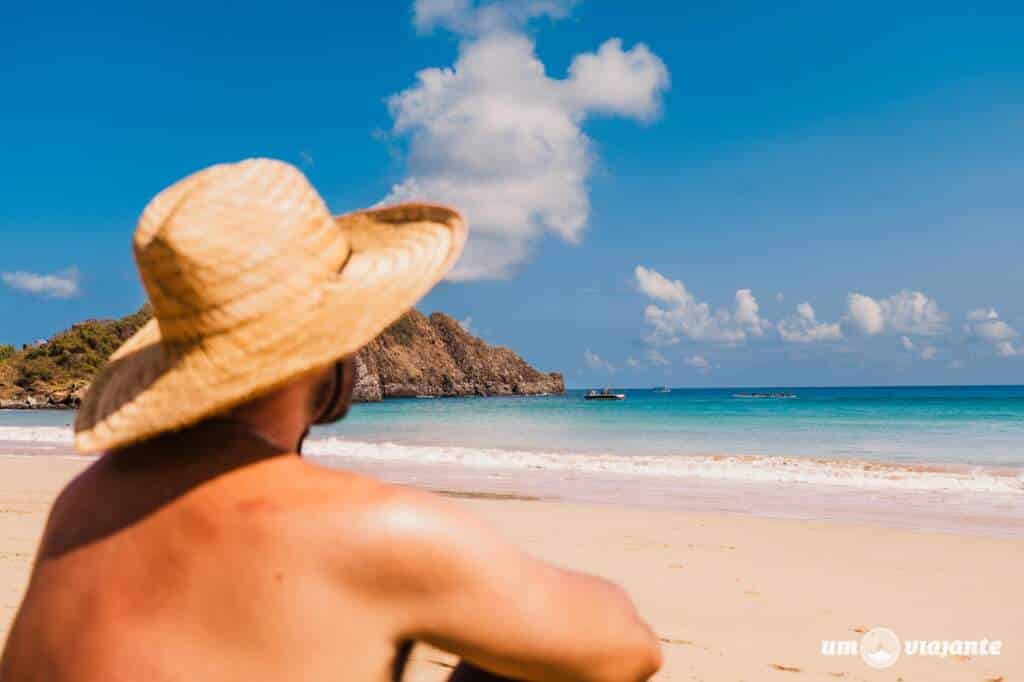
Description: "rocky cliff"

(355, 310), (564, 400)
(0, 307), (564, 409)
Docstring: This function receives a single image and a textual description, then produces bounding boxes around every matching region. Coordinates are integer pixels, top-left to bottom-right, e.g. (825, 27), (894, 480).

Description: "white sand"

(1, 455), (1019, 681)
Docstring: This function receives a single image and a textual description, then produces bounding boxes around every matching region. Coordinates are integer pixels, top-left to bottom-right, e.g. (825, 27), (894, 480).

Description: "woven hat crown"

(132, 159), (349, 343)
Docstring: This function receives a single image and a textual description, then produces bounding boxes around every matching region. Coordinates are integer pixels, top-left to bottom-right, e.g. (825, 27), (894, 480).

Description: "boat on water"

(732, 392), (798, 399)
(585, 388), (626, 401)
(654, 386), (671, 393)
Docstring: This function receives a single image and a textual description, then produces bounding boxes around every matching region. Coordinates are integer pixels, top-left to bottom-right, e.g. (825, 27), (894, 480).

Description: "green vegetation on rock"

(0, 305), (564, 408)
(0, 306), (152, 405)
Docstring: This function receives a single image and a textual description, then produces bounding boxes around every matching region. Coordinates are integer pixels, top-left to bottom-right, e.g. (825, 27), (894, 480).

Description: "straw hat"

(74, 158), (466, 453)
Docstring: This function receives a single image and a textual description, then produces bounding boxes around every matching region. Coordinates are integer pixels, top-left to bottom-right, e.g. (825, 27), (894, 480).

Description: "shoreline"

(4, 426), (1024, 489)
(0, 454), (1019, 681)
(3, 435), (1022, 538)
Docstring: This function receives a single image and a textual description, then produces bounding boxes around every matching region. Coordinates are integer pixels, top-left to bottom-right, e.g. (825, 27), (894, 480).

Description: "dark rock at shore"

(0, 391), (85, 410)
(355, 311), (564, 401)
(0, 306), (563, 409)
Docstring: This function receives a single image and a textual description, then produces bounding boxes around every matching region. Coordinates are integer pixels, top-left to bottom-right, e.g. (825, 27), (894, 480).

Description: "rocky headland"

(0, 307), (564, 409)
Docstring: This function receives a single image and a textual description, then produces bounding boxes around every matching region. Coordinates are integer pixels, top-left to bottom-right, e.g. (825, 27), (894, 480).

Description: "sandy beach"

(0, 453), (1018, 681)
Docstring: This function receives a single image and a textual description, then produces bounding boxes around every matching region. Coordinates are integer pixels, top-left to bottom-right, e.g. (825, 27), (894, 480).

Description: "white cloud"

(413, 0), (576, 35)
(646, 349), (670, 366)
(2, 267), (80, 299)
(777, 302), (841, 344)
(626, 356), (639, 368)
(634, 265), (686, 304)
(633, 271), (1019, 358)
(584, 349), (615, 372)
(458, 316), (475, 334)
(947, 359), (963, 369)
(684, 354), (710, 372)
(966, 312), (1015, 342)
(634, 266), (765, 346)
(900, 334), (937, 360)
(775, 292), (785, 303)
(734, 288), (769, 337)
(386, 2), (669, 280)
(964, 308), (1019, 357)
(981, 322), (1016, 340)
(847, 293), (884, 335)
(846, 290), (947, 336)
(565, 38), (668, 122)
(966, 307), (998, 322)
(995, 341), (1018, 357)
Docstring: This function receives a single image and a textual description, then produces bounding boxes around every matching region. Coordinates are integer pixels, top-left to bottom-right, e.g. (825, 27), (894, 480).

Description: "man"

(1, 159), (661, 681)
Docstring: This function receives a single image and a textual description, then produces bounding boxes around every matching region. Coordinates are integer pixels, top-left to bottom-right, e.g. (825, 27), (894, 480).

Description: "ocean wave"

(2, 425), (1020, 494)
(304, 437), (1024, 495)
(0, 426), (74, 444)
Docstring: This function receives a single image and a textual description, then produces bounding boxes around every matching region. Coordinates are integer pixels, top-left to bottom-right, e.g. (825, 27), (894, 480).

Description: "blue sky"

(2, 0), (1022, 387)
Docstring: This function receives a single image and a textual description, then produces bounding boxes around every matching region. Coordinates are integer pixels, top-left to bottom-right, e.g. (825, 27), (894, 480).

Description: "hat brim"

(74, 203), (466, 454)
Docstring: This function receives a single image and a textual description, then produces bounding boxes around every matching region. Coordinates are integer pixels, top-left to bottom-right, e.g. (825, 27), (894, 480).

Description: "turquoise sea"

(312, 385), (1024, 468)
(3, 386), (1023, 495)
(2, 386), (1023, 468)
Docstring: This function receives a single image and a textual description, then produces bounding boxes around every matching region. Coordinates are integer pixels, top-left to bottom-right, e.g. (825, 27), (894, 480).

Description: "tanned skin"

(1, 367), (661, 682)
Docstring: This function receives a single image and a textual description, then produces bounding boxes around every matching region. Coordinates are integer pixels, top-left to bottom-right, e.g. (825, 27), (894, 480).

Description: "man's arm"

(349, 488), (662, 682)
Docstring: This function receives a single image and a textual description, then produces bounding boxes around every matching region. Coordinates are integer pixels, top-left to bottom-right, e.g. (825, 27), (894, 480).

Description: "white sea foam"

(304, 437), (1024, 495)
(1, 425), (1020, 495)
(0, 426), (74, 444)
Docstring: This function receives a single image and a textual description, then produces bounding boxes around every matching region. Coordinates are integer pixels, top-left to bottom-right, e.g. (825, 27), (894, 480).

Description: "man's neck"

(224, 387), (314, 454)
(221, 415), (305, 454)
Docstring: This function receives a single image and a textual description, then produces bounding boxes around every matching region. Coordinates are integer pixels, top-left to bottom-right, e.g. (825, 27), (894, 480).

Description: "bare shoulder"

(301, 461), (512, 594)
(300, 458), (476, 532)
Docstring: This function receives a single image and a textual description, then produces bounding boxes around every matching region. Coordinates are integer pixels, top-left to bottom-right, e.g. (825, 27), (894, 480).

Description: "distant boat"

(654, 386), (671, 393)
(732, 392), (798, 399)
(585, 388), (626, 401)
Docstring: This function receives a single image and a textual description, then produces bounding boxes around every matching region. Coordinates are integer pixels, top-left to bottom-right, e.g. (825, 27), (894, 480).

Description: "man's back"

(3, 434), (418, 681)
(2, 428), (661, 682)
